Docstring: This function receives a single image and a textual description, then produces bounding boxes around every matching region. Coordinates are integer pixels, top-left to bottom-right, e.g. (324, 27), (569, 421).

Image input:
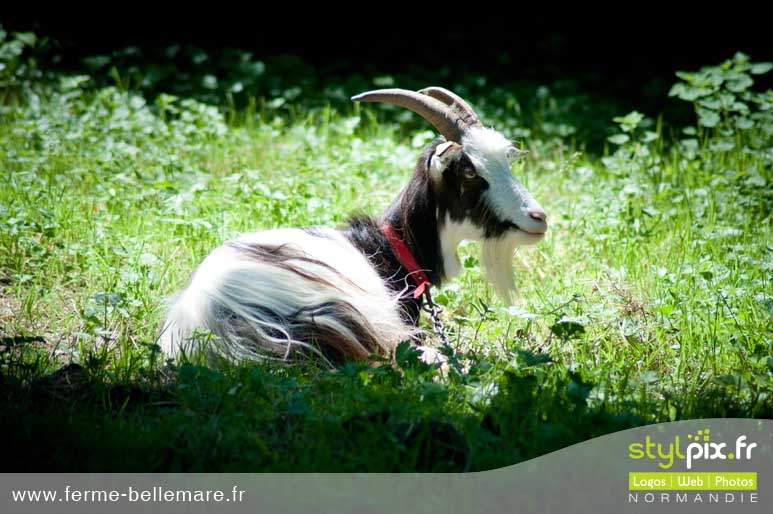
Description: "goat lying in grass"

(160, 87), (547, 364)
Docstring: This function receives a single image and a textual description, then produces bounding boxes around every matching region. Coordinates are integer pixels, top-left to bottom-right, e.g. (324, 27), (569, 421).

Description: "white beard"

(481, 230), (543, 304)
(481, 234), (518, 303)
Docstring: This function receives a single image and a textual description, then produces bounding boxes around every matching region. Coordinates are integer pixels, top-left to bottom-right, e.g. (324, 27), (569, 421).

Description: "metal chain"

(421, 289), (451, 347)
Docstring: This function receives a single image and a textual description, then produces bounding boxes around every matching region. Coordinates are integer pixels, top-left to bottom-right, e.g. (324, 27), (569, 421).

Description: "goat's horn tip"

(351, 92), (379, 102)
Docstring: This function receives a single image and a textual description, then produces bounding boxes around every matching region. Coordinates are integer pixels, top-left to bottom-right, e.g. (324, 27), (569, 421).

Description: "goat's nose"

(528, 209), (547, 223)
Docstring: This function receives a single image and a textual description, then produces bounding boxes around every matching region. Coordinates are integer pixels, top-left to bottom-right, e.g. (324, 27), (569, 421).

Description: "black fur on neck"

(342, 139), (447, 324)
(383, 139), (447, 284)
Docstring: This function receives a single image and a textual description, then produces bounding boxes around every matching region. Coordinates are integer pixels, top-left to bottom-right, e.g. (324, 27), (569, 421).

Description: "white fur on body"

(159, 227), (415, 363)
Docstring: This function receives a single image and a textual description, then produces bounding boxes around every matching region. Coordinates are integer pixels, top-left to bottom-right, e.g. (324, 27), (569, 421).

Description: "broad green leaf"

(726, 73), (753, 92)
(709, 138), (734, 152)
(504, 306), (539, 320)
(83, 55), (110, 69)
(733, 51), (750, 64)
(736, 117), (754, 129)
(718, 93), (736, 110)
(668, 83), (685, 97)
(373, 75), (395, 87)
(698, 98), (721, 110)
(607, 134), (630, 145)
(680, 138), (699, 159)
(550, 319), (585, 340)
(201, 74), (218, 90)
(696, 107), (721, 127)
(516, 349), (553, 366)
(708, 71), (724, 88)
(613, 111), (644, 132)
(750, 62), (773, 75)
(669, 83), (709, 101)
(13, 32), (36, 47)
(731, 101), (749, 113)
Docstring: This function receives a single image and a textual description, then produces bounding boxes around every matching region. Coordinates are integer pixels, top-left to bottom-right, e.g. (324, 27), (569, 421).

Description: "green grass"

(0, 37), (771, 471)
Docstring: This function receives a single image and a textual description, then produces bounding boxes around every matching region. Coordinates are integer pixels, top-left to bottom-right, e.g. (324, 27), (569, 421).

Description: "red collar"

(381, 223), (431, 299)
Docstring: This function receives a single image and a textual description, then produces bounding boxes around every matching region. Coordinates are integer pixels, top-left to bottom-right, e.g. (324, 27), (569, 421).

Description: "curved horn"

(418, 86), (482, 128)
(351, 88), (464, 142)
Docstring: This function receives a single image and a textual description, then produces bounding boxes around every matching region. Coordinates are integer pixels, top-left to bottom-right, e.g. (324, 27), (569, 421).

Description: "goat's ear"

(506, 145), (528, 164)
(429, 141), (463, 178)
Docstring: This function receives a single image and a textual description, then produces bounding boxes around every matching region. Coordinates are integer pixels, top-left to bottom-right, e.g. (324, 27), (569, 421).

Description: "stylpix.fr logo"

(628, 429), (758, 469)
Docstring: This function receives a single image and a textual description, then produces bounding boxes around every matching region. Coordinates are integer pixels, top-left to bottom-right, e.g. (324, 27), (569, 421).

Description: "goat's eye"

(463, 167), (477, 179)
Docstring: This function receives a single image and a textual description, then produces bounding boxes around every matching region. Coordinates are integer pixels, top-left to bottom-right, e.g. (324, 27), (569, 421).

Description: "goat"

(159, 87), (548, 364)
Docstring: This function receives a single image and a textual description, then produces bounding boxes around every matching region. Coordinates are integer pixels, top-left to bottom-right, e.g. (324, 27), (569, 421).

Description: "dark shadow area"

(3, 10), (771, 135)
(2, 347), (770, 472)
